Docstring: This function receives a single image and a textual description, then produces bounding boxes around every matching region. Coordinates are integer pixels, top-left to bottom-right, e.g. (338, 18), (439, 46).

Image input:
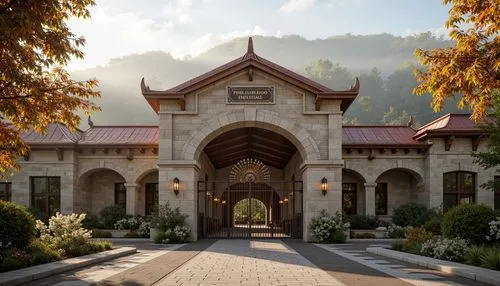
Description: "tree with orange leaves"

(0, 0), (100, 176)
(413, 0), (499, 121)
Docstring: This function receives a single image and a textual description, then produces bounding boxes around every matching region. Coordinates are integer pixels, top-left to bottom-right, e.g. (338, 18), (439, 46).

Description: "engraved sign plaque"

(226, 86), (275, 104)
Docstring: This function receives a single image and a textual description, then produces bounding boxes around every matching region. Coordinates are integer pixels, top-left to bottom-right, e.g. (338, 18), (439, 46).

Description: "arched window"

(443, 171), (475, 210)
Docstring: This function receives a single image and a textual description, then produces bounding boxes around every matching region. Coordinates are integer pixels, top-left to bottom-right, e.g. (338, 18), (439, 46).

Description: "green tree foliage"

(233, 198), (267, 225)
(413, 0), (500, 121)
(472, 92), (500, 190)
(0, 0), (100, 176)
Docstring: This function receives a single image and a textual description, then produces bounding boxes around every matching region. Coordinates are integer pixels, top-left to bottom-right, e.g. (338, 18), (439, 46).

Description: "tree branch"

(0, 0), (18, 15)
(0, 81), (89, 100)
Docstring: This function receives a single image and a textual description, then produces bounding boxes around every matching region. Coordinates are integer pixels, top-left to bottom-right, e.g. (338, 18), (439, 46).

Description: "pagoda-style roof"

(413, 113), (490, 140)
(141, 37), (360, 112)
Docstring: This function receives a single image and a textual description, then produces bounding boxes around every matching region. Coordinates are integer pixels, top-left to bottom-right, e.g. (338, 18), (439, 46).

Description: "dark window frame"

(114, 183), (127, 209)
(342, 183), (357, 215)
(145, 182), (159, 215)
(0, 182), (12, 201)
(30, 176), (61, 218)
(443, 171), (476, 210)
(375, 183), (388, 215)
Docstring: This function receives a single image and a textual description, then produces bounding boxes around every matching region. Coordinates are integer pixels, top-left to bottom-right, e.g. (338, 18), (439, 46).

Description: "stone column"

(302, 162), (342, 241)
(125, 183), (138, 215)
(364, 183), (376, 216)
(159, 161), (199, 241)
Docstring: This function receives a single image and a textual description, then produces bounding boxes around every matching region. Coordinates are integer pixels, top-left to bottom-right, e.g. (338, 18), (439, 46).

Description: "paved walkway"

(155, 240), (344, 286)
(19, 239), (491, 286)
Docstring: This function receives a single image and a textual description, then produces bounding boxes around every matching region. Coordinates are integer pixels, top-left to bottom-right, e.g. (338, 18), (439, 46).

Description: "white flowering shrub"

(114, 216), (144, 230)
(421, 237), (468, 262)
(160, 226), (191, 244)
(174, 226), (190, 242)
(486, 217), (500, 242)
(388, 224), (406, 238)
(310, 210), (350, 243)
(36, 212), (95, 256)
(114, 218), (130, 230)
(138, 222), (151, 238)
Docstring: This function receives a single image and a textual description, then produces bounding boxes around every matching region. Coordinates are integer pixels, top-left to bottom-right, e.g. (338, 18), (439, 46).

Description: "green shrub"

(404, 227), (433, 249)
(152, 203), (188, 232)
(388, 224), (406, 238)
(82, 214), (103, 229)
(423, 218), (441, 235)
(420, 238), (468, 262)
(0, 248), (32, 272)
(124, 231), (140, 238)
(25, 240), (61, 264)
(465, 245), (487, 266)
(392, 203), (429, 227)
(329, 231), (347, 243)
(154, 231), (167, 244)
(91, 230), (112, 238)
(99, 205), (127, 229)
(351, 232), (376, 239)
(347, 215), (379, 230)
(0, 201), (36, 250)
(480, 247), (500, 270)
(391, 239), (405, 251)
(441, 204), (495, 245)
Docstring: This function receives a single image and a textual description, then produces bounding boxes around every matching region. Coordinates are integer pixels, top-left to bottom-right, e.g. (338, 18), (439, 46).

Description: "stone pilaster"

(159, 161), (200, 241)
(301, 161), (342, 241)
(125, 183), (138, 215)
(364, 183), (376, 216)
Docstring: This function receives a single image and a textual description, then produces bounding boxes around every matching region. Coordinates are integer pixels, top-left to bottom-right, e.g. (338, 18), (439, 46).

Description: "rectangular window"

(443, 172), (476, 210)
(375, 183), (388, 215)
(0, 183), (11, 201)
(145, 183), (159, 215)
(495, 176), (500, 210)
(114, 183), (127, 209)
(342, 183), (357, 215)
(30, 177), (60, 218)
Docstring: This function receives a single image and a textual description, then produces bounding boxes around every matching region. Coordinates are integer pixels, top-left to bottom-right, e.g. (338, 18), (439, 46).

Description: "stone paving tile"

(94, 240), (216, 286)
(154, 240), (345, 286)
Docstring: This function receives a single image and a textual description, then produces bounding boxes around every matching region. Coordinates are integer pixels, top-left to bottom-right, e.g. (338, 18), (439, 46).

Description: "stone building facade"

(2, 38), (498, 241)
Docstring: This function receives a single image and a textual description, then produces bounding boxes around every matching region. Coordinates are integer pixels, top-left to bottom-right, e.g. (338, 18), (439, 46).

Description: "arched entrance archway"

(195, 126), (305, 239)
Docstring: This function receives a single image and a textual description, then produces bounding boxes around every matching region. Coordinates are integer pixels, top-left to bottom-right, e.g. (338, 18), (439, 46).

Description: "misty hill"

(71, 33), (466, 127)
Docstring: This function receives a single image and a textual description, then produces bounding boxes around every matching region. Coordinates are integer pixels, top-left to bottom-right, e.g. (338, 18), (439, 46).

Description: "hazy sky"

(67, 0), (451, 70)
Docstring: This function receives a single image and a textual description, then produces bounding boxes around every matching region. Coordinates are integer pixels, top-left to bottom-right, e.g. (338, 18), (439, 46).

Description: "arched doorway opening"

(196, 127), (304, 239)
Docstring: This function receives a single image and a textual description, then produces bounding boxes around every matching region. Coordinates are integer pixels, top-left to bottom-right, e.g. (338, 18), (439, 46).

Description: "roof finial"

(407, 115), (414, 127)
(247, 37), (254, 54)
(88, 116), (94, 128)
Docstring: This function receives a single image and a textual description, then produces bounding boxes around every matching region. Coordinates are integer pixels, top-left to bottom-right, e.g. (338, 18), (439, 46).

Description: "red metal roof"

(413, 113), (489, 140)
(21, 124), (159, 146)
(141, 37), (360, 113)
(79, 126), (159, 145)
(22, 123), (81, 145)
(342, 126), (427, 147)
(22, 113), (489, 147)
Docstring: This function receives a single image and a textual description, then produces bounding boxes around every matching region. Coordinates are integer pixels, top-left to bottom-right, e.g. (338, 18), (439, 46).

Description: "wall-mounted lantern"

(283, 197), (289, 203)
(321, 177), (328, 196)
(173, 177), (179, 196)
(279, 200), (284, 204)
(222, 200), (226, 204)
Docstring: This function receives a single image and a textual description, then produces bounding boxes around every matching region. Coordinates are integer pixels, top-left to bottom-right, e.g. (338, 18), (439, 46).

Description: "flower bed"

(0, 202), (113, 273)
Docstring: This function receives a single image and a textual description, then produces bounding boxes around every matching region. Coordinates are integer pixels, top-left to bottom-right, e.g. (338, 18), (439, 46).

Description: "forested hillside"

(71, 33), (469, 128)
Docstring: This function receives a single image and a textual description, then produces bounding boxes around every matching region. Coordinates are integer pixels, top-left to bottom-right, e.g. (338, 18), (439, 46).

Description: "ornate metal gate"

(197, 180), (303, 239)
